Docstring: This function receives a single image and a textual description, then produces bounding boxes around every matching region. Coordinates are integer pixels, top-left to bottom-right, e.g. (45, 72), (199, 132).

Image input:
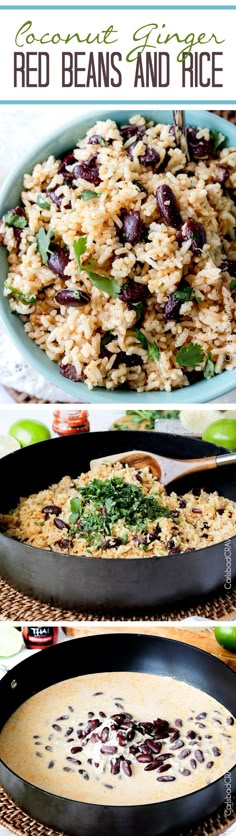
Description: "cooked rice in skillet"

(1, 115), (236, 392)
(0, 462), (235, 557)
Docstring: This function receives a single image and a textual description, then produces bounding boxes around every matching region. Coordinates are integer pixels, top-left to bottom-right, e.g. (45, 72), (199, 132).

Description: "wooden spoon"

(90, 449), (236, 486)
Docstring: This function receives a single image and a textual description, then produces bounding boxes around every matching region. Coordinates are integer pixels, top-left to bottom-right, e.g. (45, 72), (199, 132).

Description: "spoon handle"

(216, 452), (236, 466)
(173, 110), (190, 162)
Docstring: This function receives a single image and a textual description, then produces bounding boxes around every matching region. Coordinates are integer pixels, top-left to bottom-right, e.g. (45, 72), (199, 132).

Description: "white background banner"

(0, 6), (235, 102)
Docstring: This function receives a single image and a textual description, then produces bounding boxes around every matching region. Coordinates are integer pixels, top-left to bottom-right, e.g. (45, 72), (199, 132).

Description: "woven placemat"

(0, 787), (235, 836)
(0, 576), (235, 622)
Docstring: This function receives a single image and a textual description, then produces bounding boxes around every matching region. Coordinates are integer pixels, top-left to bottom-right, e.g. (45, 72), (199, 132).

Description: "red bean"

(58, 152), (76, 173)
(220, 260), (236, 277)
(156, 184), (182, 229)
(111, 351), (143, 369)
(178, 748), (191, 760)
(100, 746), (118, 755)
(227, 717), (234, 726)
(195, 749), (204, 762)
(120, 125), (146, 142)
(54, 518), (70, 531)
(122, 760), (132, 777)
(47, 245), (70, 278)
(186, 127), (212, 159)
(110, 757), (121, 775)
(137, 753), (153, 763)
(177, 219), (206, 254)
(139, 146), (160, 166)
(42, 505), (62, 516)
(212, 747), (221, 757)
(73, 156), (101, 186)
(60, 363), (82, 382)
(101, 727), (109, 743)
(120, 210), (143, 245)
(157, 775), (176, 782)
(120, 279), (149, 308)
(55, 289), (90, 307)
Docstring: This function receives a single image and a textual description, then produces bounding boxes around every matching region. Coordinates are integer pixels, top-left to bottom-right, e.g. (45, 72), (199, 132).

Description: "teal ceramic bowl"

(0, 109), (236, 404)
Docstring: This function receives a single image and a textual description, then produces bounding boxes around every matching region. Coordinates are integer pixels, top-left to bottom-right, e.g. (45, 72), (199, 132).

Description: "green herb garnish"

(174, 286), (194, 302)
(5, 284), (36, 305)
(176, 342), (205, 368)
(4, 213), (27, 229)
(37, 195), (51, 210)
(81, 190), (99, 201)
(73, 236), (87, 275)
(230, 279), (236, 292)
(134, 330), (160, 362)
(69, 477), (173, 545)
(36, 228), (54, 265)
(122, 410), (179, 429)
(210, 129), (226, 153)
(73, 235), (119, 297)
(100, 331), (115, 350)
(87, 270), (120, 298)
(204, 350), (215, 379)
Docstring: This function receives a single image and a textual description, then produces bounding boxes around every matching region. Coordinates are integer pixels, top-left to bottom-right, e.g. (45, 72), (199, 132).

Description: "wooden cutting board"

(63, 626), (236, 672)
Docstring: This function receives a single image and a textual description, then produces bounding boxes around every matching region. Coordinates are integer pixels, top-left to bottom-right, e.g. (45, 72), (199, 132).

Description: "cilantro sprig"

(134, 330), (160, 362)
(73, 235), (119, 298)
(81, 190), (99, 201)
(210, 129), (226, 153)
(68, 477), (173, 545)
(203, 351), (215, 380)
(4, 213), (27, 229)
(36, 228), (54, 265)
(176, 342), (205, 368)
(4, 283), (36, 305)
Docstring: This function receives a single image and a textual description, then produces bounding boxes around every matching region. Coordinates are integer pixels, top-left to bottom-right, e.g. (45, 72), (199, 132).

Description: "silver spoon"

(173, 110), (190, 162)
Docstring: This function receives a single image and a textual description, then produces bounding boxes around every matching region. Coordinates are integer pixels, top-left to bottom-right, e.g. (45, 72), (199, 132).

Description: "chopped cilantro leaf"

(37, 195), (51, 210)
(176, 342), (205, 368)
(69, 477), (173, 545)
(4, 213), (27, 229)
(73, 236), (87, 275)
(210, 129), (226, 153)
(134, 330), (160, 362)
(5, 284), (36, 305)
(204, 351), (215, 379)
(174, 286), (194, 302)
(36, 227), (54, 265)
(230, 279), (236, 292)
(87, 270), (120, 298)
(73, 235), (119, 296)
(81, 190), (99, 201)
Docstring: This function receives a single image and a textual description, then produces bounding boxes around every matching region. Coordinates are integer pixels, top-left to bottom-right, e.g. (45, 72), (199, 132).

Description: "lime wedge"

(179, 410), (224, 436)
(0, 626), (23, 657)
(0, 434), (20, 458)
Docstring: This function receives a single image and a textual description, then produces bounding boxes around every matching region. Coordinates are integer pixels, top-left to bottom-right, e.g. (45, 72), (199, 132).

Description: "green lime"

(0, 434), (20, 458)
(9, 419), (51, 447)
(0, 626), (23, 657)
(214, 626), (236, 652)
(202, 418), (236, 450)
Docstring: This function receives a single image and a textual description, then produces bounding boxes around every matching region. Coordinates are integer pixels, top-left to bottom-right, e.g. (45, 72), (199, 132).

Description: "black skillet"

(0, 634), (235, 835)
(0, 432), (235, 615)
